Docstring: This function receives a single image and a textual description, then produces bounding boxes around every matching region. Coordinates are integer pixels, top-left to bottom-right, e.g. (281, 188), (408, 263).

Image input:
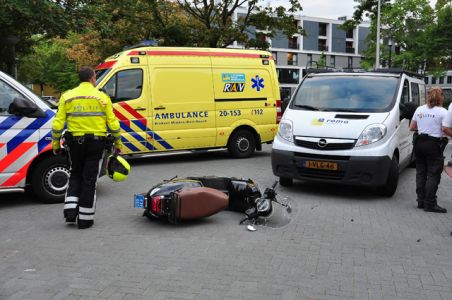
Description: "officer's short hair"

(79, 67), (95, 82)
(427, 86), (444, 108)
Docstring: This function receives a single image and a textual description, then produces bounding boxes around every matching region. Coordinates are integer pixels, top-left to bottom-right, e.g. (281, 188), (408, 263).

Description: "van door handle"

(135, 107), (146, 111)
(154, 106), (166, 110)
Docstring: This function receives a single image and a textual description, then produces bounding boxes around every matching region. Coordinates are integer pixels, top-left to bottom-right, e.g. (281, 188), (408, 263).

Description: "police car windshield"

(95, 68), (111, 85)
(292, 75), (398, 113)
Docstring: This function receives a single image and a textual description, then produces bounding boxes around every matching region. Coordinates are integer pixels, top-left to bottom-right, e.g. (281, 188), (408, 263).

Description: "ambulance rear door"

(101, 58), (153, 155)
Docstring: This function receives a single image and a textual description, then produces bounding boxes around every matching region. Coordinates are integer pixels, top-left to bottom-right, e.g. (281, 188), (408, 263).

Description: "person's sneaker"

(78, 219), (94, 229)
(424, 204), (447, 213)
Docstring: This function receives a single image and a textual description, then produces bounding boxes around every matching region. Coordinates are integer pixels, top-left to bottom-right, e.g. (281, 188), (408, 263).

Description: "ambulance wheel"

(375, 155), (399, 197)
(279, 177), (293, 187)
(228, 129), (255, 158)
(31, 155), (70, 204)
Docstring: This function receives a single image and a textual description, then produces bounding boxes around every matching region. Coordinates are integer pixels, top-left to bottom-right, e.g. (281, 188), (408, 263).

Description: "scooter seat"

(176, 187), (228, 220)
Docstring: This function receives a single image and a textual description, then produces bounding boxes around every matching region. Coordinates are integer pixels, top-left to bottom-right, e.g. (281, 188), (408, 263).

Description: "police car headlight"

(278, 120), (293, 142)
(356, 124), (387, 147)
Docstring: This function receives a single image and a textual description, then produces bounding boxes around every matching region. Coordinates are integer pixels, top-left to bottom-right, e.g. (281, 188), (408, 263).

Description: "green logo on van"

(222, 73), (245, 83)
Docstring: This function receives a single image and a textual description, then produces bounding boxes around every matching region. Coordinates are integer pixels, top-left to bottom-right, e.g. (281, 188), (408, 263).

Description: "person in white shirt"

(443, 103), (452, 136)
(410, 87), (449, 213)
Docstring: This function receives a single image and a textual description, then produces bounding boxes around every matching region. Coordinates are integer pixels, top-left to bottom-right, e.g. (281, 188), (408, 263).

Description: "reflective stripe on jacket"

(51, 82), (121, 149)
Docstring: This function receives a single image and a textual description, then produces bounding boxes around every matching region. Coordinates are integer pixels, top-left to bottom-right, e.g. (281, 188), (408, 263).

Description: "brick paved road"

(1, 144), (452, 300)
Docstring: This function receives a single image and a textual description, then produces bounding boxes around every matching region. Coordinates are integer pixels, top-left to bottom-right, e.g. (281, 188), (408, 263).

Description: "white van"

(271, 69), (425, 196)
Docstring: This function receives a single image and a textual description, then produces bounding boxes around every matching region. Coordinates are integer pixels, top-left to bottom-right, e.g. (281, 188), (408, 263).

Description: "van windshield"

(95, 68), (111, 85)
(291, 75), (399, 112)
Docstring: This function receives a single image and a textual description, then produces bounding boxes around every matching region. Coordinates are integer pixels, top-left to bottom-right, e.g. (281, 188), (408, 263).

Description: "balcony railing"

(318, 45), (328, 52)
(346, 47), (355, 54)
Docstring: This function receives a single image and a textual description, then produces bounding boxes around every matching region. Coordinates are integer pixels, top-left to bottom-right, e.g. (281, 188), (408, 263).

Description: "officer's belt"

(418, 134), (441, 142)
(70, 134), (107, 143)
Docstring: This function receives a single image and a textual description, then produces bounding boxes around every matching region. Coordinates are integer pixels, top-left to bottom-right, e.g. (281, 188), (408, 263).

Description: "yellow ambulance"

(95, 47), (281, 158)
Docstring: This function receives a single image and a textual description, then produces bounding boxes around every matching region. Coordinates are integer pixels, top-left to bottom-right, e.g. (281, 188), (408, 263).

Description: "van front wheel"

(228, 129), (256, 158)
(375, 156), (399, 197)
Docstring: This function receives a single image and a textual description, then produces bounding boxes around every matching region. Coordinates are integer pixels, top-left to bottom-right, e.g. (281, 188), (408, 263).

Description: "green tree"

(159, 0), (305, 49)
(344, 0), (450, 73)
(18, 38), (78, 93)
(0, 0), (73, 75)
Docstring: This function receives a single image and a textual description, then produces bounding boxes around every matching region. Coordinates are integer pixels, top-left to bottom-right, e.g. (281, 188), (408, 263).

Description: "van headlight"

(356, 124), (387, 147)
(278, 120), (293, 142)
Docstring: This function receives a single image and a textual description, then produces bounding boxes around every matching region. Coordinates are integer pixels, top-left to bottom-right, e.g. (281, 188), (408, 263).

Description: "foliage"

(18, 38), (78, 93)
(344, 0), (451, 73)
(174, 0), (304, 49)
(0, 0), (72, 73)
(315, 52), (327, 68)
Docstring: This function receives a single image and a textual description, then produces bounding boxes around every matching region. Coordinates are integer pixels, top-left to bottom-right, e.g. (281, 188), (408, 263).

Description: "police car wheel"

(228, 130), (256, 158)
(376, 155), (399, 197)
(279, 177), (293, 187)
(31, 155), (70, 204)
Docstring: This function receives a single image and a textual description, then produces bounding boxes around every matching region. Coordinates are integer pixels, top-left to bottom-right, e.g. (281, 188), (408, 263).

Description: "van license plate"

(134, 194), (145, 209)
(302, 160), (338, 170)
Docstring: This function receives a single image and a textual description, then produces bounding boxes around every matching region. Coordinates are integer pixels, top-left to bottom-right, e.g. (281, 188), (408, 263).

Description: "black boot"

(424, 203), (447, 213)
(64, 209), (77, 223)
(417, 199), (424, 209)
(78, 219), (94, 229)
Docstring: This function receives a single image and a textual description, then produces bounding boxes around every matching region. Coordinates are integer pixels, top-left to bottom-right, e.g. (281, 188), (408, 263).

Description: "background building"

(231, 13), (371, 101)
(424, 71), (452, 107)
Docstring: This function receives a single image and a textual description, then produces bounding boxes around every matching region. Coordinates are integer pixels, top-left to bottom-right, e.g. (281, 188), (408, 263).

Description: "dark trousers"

(415, 137), (444, 205)
(64, 139), (105, 221)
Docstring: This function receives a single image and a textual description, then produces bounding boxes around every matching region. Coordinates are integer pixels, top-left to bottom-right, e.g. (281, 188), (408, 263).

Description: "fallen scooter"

(133, 176), (292, 229)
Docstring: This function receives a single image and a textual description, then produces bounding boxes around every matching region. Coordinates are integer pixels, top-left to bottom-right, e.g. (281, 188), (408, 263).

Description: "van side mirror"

(399, 102), (417, 120)
(8, 97), (46, 118)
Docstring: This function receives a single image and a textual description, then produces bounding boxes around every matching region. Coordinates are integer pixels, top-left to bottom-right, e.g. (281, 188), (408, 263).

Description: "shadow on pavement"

(0, 192), (40, 208)
(125, 149), (270, 166)
(282, 180), (387, 201)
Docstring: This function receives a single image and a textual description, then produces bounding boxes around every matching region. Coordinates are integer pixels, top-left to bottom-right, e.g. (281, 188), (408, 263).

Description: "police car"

(0, 71), (69, 203)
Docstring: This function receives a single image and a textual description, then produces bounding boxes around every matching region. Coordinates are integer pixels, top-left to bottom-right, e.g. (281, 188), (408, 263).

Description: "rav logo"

(223, 83), (245, 92)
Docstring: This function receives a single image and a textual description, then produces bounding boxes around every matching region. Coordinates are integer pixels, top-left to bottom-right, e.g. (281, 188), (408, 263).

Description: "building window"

(277, 69), (300, 84)
(346, 41), (354, 54)
(424, 77), (429, 84)
(439, 76), (444, 84)
(346, 29), (353, 39)
(318, 39), (328, 51)
(319, 23), (327, 36)
(307, 54), (313, 67)
(330, 55), (335, 68)
(447, 76), (452, 84)
(432, 77), (436, 84)
(287, 53), (298, 66)
(347, 57), (353, 69)
(272, 52), (278, 64)
(288, 37), (298, 49)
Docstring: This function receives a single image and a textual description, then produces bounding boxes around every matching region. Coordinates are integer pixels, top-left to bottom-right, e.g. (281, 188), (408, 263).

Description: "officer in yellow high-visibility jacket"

(52, 67), (122, 229)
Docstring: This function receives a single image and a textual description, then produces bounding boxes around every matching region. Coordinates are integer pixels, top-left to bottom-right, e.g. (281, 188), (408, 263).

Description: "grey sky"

(272, 0), (437, 19)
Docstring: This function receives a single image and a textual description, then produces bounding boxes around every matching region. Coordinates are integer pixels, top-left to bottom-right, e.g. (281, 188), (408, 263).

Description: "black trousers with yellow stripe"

(64, 138), (105, 223)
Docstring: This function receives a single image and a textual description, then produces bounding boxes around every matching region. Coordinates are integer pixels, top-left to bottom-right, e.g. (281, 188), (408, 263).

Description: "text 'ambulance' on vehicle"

(94, 47), (282, 158)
